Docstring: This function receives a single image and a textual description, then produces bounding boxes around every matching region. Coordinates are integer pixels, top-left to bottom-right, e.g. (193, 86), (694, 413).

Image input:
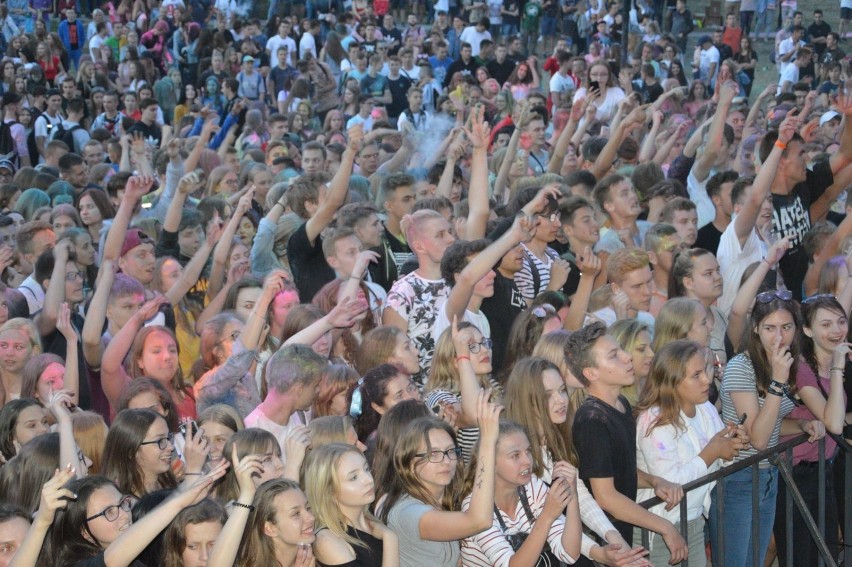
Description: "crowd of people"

(0, 0), (847, 566)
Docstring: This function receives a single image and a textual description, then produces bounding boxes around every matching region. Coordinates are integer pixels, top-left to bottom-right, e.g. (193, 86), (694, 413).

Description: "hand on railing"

(650, 477), (683, 512)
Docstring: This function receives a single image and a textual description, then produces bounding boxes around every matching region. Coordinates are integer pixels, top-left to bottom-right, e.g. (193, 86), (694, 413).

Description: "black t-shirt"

(695, 222), (723, 255)
(386, 75), (413, 119)
(639, 81), (663, 104)
(808, 22), (832, 55)
(126, 120), (162, 147)
(487, 58), (516, 86)
(286, 222), (336, 302)
(773, 159), (834, 300)
(480, 272), (526, 371)
(573, 394), (638, 545)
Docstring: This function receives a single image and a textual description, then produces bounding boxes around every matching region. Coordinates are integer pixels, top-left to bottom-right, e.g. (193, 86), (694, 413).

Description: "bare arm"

(638, 110), (664, 163)
(101, 175), (154, 263)
(34, 240), (73, 337)
(564, 249), (602, 331)
(547, 102), (583, 174)
(304, 126), (361, 243)
(82, 259), (115, 368)
(208, 189), (254, 300)
(462, 106), (490, 240)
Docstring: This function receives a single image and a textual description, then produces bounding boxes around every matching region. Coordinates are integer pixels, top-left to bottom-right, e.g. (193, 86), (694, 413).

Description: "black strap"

(493, 486), (538, 533)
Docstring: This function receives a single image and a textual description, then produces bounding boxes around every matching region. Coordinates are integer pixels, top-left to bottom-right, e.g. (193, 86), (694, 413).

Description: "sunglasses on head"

(756, 289), (793, 304)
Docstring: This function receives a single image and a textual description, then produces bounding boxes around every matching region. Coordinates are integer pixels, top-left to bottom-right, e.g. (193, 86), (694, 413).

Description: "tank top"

(317, 525), (384, 567)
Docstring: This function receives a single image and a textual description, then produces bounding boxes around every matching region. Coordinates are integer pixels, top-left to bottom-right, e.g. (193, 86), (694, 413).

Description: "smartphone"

(589, 81), (600, 92)
(738, 413), (748, 426)
(179, 420), (197, 436)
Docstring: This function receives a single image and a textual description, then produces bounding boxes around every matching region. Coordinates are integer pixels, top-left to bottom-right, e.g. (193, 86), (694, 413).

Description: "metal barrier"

(635, 432), (852, 567)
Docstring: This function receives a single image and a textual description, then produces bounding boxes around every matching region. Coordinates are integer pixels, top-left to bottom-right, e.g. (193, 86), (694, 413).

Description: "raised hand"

(283, 425), (310, 472)
(227, 259), (250, 285)
(462, 104), (490, 149)
(125, 175), (155, 203)
(182, 421), (210, 474)
(0, 244), (13, 272)
(549, 258), (571, 290)
(577, 247), (602, 276)
(46, 387), (75, 420)
(206, 212), (224, 247)
(294, 543), (315, 567)
(231, 444), (263, 499)
(56, 302), (77, 343)
(451, 314), (476, 359)
(476, 388), (503, 443)
(54, 239), (74, 263)
(765, 235), (792, 267)
(352, 250), (380, 279)
(570, 97), (586, 122)
(612, 288), (631, 320)
(347, 124), (365, 152)
(136, 294), (170, 322)
(178, 170), (203, 195)
(35, 466), (76, 526)
(327, 296), (367, 328)
(769, 335), (794, 385)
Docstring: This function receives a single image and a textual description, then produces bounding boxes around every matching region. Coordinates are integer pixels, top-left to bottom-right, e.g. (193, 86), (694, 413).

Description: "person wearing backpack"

(34, 88), (63, 163)
(54, 97), (89, 154)
(0, 92), (31, 167)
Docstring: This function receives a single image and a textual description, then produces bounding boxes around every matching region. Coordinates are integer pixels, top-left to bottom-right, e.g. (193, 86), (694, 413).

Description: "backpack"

(52, 122), (83, 152)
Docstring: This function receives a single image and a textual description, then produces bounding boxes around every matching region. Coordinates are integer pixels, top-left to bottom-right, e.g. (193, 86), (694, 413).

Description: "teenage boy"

(375, 172), (416, 288)
(243, 343), (326, 478)
(588, 248), (655, 327)
(16, 221), (56, 312)
(287, 128), (360, 302)
(559, 196), (602, 297)
(695, 170), (738, 255)
(660, 197), (698, 247)
(384, 209), (456, 386)
(322, 227), (388, 313)
(126, 98), (162, 147)
(397, 86), (430, 132)
(35, 89), (63, 161)
(644, 223), (683, 317)
(566, 322), (689, 560)
(593, 174), (651, 261)
(360, 54), (392, 105)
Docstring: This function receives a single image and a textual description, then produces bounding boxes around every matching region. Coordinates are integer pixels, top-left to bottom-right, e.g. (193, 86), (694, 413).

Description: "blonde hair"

(302, 443), (381, 551)
(606, 248), (650, 285)
(307, 415), (355, 447)
(0, 318), (43, 355)
(426, 323), (494, 397)
(609, 319), (652, 406)
(653, 297), (704, 352)
(71, 411), (108, 474)
(401, 209), (445, 247)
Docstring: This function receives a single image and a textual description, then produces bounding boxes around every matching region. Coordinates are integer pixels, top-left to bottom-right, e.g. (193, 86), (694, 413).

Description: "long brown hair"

(128, 326), (191, 398)
(71, 411), (108, 475)
(163, 499), (227, 567)
(745, 296), (801, 397)
(236, 479), (303, 567)
(101, 409), (178, 497)
(376, 417), (463, 523)
(355, 326), (405, 375)
(504, 357), (577, 472)
(634, 340), (705, 433)
(801, 295), (850, 378)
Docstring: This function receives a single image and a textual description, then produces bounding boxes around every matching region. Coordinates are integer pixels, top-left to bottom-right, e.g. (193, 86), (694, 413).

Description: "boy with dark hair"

(567, 321), (688, 560)
(696, 170), (738, 254)
(660, 197), (698, 247)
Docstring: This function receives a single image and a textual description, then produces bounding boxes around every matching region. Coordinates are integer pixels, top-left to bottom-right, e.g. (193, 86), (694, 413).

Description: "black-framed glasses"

(756, 290), (793, 304)
(468, 338), (493, 353)
(802, 293), (836, 304)
(139, 432), (174, 450)
(416, 447), (462, 463)
(65, 271), (84, 282)
(85, 495), (134, 523)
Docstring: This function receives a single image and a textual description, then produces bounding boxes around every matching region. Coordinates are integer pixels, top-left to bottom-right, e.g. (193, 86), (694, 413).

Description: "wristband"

(349, 276), (361, 280)
(831, 367), (845, 373)
(775, 140), (787, 151)
(767, 386), (784, 397)
(231, 501), (255, 511)
(770, 379), (790, 393)
(183, 472), (202, 476)
(456, 355), (471, 362)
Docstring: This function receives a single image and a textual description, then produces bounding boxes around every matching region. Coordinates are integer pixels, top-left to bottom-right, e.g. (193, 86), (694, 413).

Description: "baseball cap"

(120, 229), (154, 257)
(820, 110), (841, 126)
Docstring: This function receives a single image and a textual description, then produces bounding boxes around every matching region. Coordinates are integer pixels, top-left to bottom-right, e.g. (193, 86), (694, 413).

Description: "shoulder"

(314, 528), (357, 564)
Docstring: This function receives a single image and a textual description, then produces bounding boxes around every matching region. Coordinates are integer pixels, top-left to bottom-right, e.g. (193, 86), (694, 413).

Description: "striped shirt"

(514, 244), (560, 302)
(461, 476), (579, 567)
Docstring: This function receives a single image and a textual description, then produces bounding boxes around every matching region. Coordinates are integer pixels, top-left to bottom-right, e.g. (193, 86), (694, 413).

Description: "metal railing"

(635, 432), (852, 567)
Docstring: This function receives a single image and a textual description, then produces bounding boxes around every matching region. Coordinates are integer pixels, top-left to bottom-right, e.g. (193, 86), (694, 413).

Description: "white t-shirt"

(716, 217), (767, 315)
(698, 46), (720, 82)
(432, 306), (491, 345)
(777, 64), (799, 94)
(266, 35), (297, 66)
(89, 34), (107, 61)
(586, 307), (655, 333)
(244, 406), (291, 456)
(299, 33), (317, 59)
(686, 168), (718, 229)
(549, 71), (576, 100)
(459, 26), (492, 56)
(572, 86), (626, 124)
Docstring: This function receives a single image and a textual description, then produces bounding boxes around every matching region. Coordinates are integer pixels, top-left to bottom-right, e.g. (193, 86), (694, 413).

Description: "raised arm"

(638, 110), (664, 163)
(46, 388), (85, 477)
(804, 206), (852, 297)
(207, 447), (264, 567)
(463, 106), (490, 240)
(164, 217), (221, 306)
(34, 240), (73, 337)
(102, 175), (154, 263)
(101, 295), (169, 409)
(416, 393), (500, 541)
(589, 106), (646, 180)
(434, 135), (465, 202)
(692, 81), (737, 183)
(284, 296), (367, 347)
(208, 188), (254, 300)
(55, 303), (79, 403)
(564, 249), (602, 331)
(547, 99), (583, 174)
(305, 125), (361, 243)
(82, 259), (116, 368)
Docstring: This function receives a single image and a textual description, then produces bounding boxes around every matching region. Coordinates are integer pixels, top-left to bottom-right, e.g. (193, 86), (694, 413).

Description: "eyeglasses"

(416, 447), (462, 463)
(215, 330), (241, 348)
(802, 293), (835, 304)
(65, 271), (84, 282)
(76, 446), (86, 463)
(85, 495), (134, 523)
(139, 432), (174, 450)
(538, 211), (561, 224)
(468, 338), (493, 353)
(756, 290), (793, 304)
